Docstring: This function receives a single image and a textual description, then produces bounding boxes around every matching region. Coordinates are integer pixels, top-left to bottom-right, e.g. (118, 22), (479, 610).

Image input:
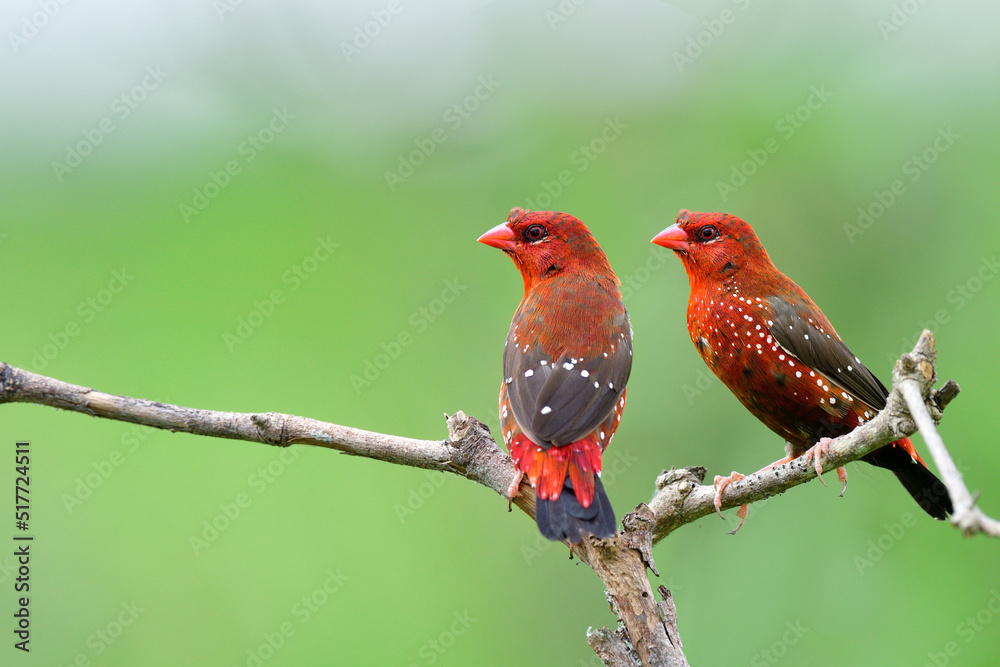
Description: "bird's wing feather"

(504, 320), (631, 447)
(766, 295), (888, 409)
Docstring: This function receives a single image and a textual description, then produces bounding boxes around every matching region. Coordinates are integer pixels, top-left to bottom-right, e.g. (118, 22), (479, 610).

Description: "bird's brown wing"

(766, 295), (888, 410)
(503, 313), (632, 447)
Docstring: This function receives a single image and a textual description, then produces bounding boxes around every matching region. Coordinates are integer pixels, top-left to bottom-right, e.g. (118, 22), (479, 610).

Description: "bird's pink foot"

(728, 504), (749, 535)
(713, 471), (748, 531)
(506, 471), (523, 511)
(803, 438), (833, 485)
(803, 438), (848, 495)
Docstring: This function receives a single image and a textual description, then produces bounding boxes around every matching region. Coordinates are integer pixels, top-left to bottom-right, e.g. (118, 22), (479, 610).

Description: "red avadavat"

(653, 210), (951, 531)
(480, 208), (632, 542)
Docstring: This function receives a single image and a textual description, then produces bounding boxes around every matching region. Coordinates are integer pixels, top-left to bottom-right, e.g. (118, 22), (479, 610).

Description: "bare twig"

(896, 335), (1000, 538)
(0, 330), (988, 666)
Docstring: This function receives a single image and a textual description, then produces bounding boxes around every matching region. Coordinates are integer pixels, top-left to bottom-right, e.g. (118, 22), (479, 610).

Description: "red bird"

(479, 208), (631, 542)
(653, 210), (952, 530)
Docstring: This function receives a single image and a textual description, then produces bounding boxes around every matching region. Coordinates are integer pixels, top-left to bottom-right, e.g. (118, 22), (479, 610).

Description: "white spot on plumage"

(524, 369), (534, 378)
(563, 362), (575, 370)
(540, 406), (551, 415)
(581, 369), (590, 377)
(795, 371), (801, 378)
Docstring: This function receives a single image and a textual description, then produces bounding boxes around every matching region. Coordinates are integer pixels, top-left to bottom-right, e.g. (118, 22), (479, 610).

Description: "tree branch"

(0, 330), (991, 665)
(897, 351), (1000, 538)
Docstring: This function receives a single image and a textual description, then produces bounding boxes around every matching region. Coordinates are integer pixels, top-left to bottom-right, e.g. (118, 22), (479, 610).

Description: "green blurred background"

(2, 1), (999, 665)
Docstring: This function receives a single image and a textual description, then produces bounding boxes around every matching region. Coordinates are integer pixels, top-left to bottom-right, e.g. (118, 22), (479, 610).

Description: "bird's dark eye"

(524, 224), (548, 242)
(698, 225), (719, 241)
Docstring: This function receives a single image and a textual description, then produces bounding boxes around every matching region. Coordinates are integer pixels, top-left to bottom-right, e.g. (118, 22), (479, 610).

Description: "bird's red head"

(651, 210), (770, 282)
(479, 207), (614, 294)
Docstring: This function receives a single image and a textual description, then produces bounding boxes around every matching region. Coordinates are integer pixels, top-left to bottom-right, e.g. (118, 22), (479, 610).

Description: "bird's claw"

(713, 471), (748, 531)
(836, 466), (848, 497)
(506, 471), (523, 511)
(803, 438), (849, 496)
(728, 504), (749, 535)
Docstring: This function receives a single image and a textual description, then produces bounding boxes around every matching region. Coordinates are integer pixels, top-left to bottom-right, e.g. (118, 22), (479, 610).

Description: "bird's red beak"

(651, 224), (689, 252)
(478, 222), (516, 252)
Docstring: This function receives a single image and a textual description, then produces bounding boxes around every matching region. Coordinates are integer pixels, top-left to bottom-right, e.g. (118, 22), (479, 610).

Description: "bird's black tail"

(863, 438), (953, 520)
(535, 476), (616, 543)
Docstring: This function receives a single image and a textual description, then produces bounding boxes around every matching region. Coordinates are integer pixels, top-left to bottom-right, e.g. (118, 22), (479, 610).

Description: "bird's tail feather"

(535, 475), (616, 543)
